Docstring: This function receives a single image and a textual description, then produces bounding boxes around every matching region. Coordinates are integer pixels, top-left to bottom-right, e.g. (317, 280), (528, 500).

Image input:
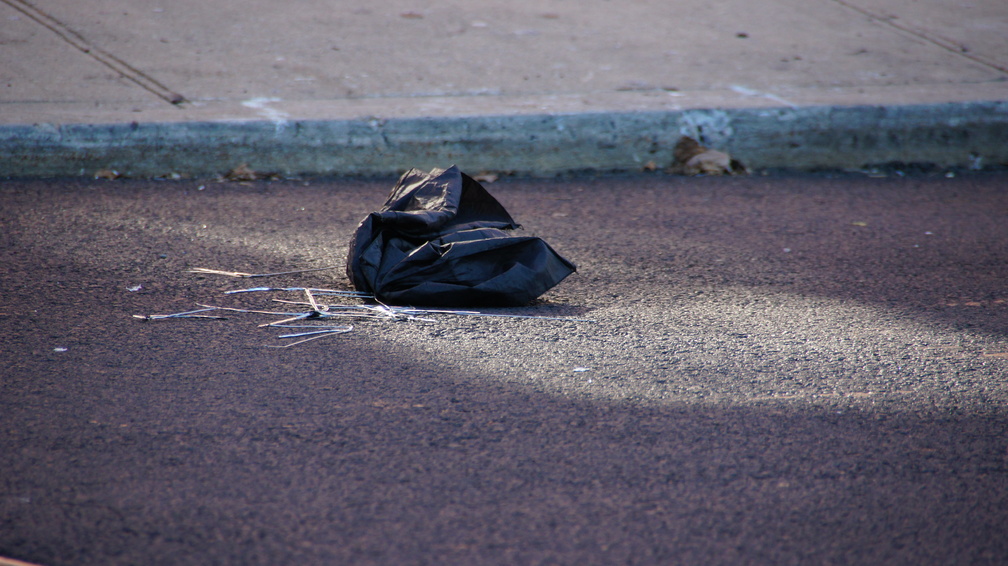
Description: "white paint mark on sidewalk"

(241, 97), (289, 134)
(730, 85), (798, 108)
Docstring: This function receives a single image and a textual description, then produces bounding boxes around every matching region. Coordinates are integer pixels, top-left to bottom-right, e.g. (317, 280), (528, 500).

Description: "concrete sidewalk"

(2, 0), (1007, 177)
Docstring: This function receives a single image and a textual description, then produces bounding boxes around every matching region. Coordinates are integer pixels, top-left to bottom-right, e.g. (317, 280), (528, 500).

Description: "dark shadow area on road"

(2, 176), (1007, 565)
(2, 287), (1006, 565)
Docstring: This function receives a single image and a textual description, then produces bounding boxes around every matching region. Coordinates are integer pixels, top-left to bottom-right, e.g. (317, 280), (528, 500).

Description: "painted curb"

(2, 101), (1006, 178)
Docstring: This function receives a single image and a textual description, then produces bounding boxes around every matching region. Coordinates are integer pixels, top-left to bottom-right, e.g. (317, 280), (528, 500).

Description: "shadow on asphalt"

(2, 175), (1006, 565)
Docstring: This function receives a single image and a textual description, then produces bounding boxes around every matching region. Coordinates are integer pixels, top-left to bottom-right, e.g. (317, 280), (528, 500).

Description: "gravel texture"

(1, 171), (1006, 565)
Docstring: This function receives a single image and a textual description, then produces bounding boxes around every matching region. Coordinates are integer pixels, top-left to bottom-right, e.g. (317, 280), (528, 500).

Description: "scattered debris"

(221, 164), (279, 182)
(668, 136), (748, 176)
(127, 284), (143, 292)
(216, 286), (593, 323)
(53, 347), (68, 353)
(223, 164), (258, 182)
(969, 153), (984, 170)
(94, 169), (122, 180)
(135, 277), (593, 348)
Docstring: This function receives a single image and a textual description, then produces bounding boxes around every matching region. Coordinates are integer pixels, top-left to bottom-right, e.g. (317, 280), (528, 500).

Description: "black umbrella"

(346, 166), (576, 306)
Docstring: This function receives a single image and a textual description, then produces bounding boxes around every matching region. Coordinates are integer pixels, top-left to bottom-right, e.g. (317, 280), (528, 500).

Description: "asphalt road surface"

(2, 170), (1007, 565)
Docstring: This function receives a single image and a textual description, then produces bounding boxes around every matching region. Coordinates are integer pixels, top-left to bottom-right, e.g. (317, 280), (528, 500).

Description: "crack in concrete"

(830, 0), (1008, 75)
(2, 0), (188, 106)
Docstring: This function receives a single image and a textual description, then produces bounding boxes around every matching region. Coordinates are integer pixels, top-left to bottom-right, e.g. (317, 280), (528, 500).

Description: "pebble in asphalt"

(1, 171), (1007, 565)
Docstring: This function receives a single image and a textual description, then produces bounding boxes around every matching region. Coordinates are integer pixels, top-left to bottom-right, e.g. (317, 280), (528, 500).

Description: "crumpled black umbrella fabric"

(346, 166), (576, 307)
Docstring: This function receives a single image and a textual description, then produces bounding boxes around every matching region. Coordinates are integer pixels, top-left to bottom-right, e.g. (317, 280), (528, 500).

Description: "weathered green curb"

(2, 101), (1006, 177)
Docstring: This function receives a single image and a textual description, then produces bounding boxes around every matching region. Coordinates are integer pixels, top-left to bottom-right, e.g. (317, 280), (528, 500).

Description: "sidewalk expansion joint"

(3, 0), (188, 106)
(829, 0), (1008, 74)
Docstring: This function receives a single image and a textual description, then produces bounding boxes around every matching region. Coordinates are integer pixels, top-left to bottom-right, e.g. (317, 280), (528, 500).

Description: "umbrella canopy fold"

(346, 166), (576, 306)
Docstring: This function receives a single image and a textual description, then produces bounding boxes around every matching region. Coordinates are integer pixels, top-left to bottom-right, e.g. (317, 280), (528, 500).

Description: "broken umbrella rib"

(131, 307), (227, 321)
(188, 266), (343, 278)
(276, 327), (354, 339)
(261, 299), (434, 321)
(193, 304), (306, 317)
(267, 328), (354, 348)
(303, 288), (322, 313)
(269, 322), (356, 330)
(225, 286), (373, 298)
(190, 302), (371, 324)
